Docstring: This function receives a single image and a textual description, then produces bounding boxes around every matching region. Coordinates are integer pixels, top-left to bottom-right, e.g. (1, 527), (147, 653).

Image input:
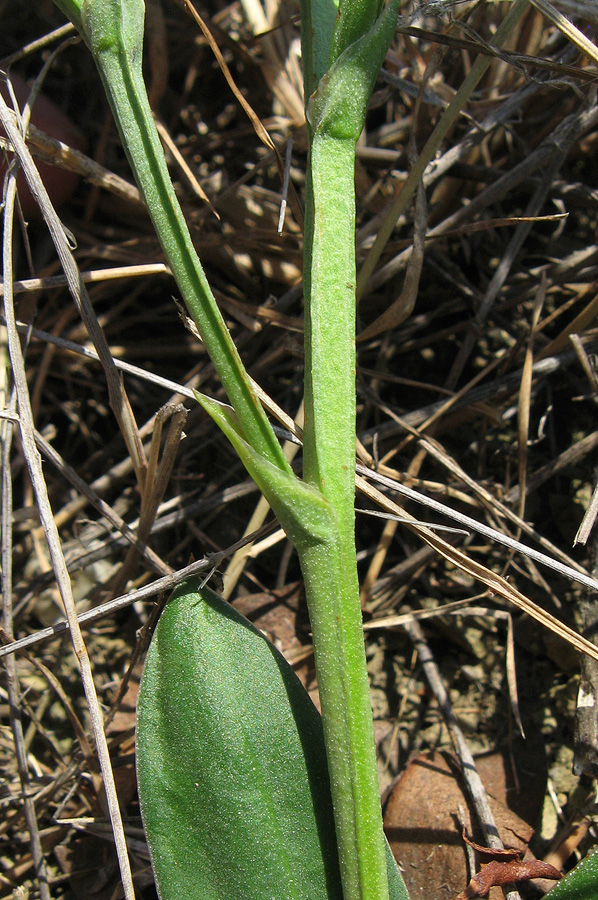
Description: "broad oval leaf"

(137, 579), (409, 900)
(137, 579), (343, 900)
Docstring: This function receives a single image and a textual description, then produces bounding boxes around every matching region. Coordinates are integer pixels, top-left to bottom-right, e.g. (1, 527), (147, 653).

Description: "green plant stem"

(79, 0), (289, 472)
(303, 134), (356, 517)
(302, 131), (388, 900)
(299, 539), (388, 900)
(329, 0), (383, 67)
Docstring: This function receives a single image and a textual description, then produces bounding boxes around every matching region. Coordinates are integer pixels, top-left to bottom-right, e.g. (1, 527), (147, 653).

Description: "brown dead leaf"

(233, 585), (320, 706)
(461, 830), (522, 860)
(384, 751), (545, 900)
(455, 858), (562, 899)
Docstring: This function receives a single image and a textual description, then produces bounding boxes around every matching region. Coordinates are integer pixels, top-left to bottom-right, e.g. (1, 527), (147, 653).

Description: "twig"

(356, 463), (598, 595)
(574, 531), (598, 777)
(569, 333), (598, 547)
(447, 101), (598, 388)
(0, 88), (147, 486)
(356, 0), (531, 296)
(0, 21), (76, 67)
(1, 389), (50, 896)
(403, 617), (522, 900)
(108, 403), (186, 595)
(0, 263), (168, 296)
(528, 0), (598, 65)
(34, 430), (172, 576)
(517, 275), (546, 523)
(16, 312), (597, 594)
(0, 524), (279, 661)
(505, 431), (598, 507)
(0, 96), (135, 900)
(356, 472), (598, 661)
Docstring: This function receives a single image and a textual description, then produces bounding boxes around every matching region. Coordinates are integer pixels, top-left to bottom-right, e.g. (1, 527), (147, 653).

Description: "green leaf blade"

(137, 580), (345, 900)
(540, 853), (598, 900)
(52, 0), (84, 32)
(69, 0), (288, 474)
(194, 392), (336, 547)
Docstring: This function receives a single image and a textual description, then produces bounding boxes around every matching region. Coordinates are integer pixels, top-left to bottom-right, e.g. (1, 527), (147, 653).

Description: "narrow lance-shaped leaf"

(61, 0), (289, 472)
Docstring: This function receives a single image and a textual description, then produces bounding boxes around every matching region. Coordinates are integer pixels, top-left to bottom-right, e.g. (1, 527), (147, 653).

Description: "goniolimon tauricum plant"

(40, 0), (598, 898)
(48, 0), (407, 898)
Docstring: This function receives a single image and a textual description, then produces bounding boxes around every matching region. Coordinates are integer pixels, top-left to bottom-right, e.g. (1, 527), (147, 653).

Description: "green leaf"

(300, 0), (339, 98)
(52, 0), (84, 33)
(59, 0), (289, 474)
(137, 580), (342, 900)
(539, 853), (598, 900)
(387, 845), (410, 900)
(194, 392), (335, 548)
(328, 0), (384, 68)
(137, 579), (410, 900)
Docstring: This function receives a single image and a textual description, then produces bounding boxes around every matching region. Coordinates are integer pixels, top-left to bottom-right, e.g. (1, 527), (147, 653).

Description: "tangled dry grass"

(2, 0), (598, 897)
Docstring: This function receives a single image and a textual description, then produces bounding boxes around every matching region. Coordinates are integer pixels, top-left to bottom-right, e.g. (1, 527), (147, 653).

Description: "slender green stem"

(299, 4), (403, 889)
(299, 540), (388, 900)
(303, 134), (356, 515)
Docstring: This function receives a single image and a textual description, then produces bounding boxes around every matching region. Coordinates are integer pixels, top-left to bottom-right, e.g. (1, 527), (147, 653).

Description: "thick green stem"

(300, 540), (388, 900)
(302, 132), (388, 900)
